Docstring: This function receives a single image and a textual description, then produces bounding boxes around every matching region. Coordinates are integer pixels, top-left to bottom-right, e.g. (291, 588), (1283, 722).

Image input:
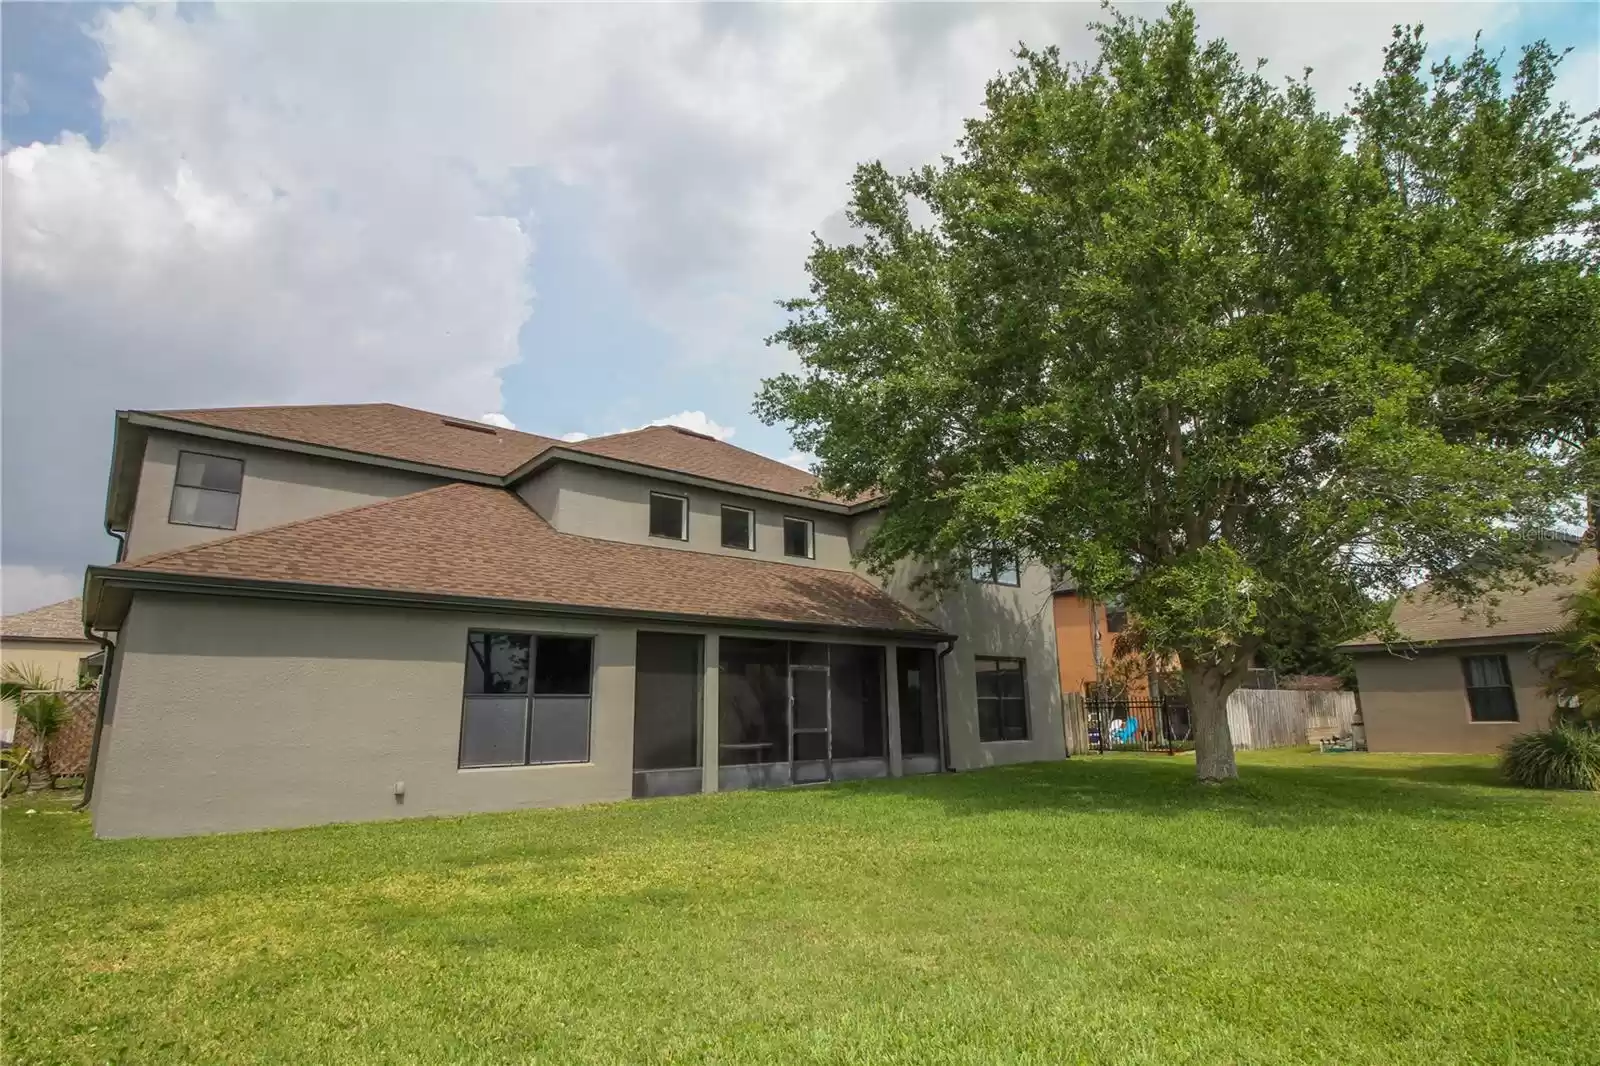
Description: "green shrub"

(1500, 724), (1600, 791)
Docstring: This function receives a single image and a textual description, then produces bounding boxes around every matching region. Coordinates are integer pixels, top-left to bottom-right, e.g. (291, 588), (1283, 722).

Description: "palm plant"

(1541, 567), (1600, 726)
(0, 663), (71, 791)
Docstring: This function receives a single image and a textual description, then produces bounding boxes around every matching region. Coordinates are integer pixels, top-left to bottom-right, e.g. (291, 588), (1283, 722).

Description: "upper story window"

(971, 547), (1020, 586)
(783, 516), (814, 559)
(1104, 605), (1128, 634)
(168, 451), (244, 530)
(649, 492), (688, 541)
(1462, 655), (1518, 722)
(721, 505), (754, 550)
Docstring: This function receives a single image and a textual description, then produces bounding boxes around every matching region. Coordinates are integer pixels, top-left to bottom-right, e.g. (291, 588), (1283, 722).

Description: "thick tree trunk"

(1183, 663), (1238, 781)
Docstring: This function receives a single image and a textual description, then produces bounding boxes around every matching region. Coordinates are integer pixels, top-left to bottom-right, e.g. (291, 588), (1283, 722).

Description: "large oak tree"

(758, 4), (1594, 779)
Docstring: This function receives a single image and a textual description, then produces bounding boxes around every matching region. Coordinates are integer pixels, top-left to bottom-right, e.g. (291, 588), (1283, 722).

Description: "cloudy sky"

(2, 2), (1596, 613)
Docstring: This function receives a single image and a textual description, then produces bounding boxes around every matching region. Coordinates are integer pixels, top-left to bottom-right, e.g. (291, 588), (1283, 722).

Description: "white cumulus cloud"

(1, 565), (82, 615)
(646, 411), (736, 442)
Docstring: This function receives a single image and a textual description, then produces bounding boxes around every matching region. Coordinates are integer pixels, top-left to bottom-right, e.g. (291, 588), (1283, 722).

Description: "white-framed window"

(971, 547), (1020, 586)
(459, 631), (594, 767)
(721, 505), (755, 550)
(168, 451), (245, 530)
(782, 516), (815, 559)
(975, 657), (1029, 741)
(649, 492), (689, 541)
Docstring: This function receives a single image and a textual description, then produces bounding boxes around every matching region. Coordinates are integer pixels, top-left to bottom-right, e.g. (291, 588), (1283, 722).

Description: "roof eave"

(85, 566), (953, 643)
(1342, 631), (1548, 653)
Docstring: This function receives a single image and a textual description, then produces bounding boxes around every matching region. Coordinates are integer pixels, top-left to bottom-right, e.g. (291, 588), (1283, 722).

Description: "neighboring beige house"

(1342, 544), (1595, 754)
(81, 404), (1065, 838)
(0, 598), (98, 743)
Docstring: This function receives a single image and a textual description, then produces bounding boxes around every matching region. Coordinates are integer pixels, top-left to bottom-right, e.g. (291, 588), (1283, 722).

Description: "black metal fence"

(1084, 695), (1192, 754)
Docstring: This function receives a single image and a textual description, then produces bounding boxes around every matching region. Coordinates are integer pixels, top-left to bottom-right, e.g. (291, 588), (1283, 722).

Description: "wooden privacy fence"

(1064, 688), (1356, 753)
(1226, 689), (1357, 751)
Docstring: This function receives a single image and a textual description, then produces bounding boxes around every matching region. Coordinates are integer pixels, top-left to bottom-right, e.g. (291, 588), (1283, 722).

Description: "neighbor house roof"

(88, 484), (943, 638)
(0, 598), (90, 642)
(142, 403), (870, 508)
(1343, 548), (1596, 650)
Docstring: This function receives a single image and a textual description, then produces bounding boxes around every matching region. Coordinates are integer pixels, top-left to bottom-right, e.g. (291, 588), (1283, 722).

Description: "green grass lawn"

(3, 751), (1597, 1065)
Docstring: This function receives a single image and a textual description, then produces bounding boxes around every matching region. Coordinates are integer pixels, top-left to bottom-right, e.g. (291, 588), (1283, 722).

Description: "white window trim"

(782, 515), (815, 559)
(648, 491), (690, 542)
(720, 504), (756, 551)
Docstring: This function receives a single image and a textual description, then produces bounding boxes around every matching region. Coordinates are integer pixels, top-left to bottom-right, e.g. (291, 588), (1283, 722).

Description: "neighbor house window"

(168, 451), (244, 530)
(783, 516), (814, 559)
(971, 547), (1020, 586)
(1104, 605), (1128, 634)
(721, 505), (754, 550)
(649, 492), (688, 540)
(1462, 655), (1518, 722)
(975, 657), (1028, 741)
(460, 632), (593, 767)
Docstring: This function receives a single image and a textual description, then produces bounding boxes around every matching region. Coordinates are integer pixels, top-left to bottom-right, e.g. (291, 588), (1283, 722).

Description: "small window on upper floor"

(721, 505), (754, 550)
(783, 516), (814, 559)
(649, 492), (688, 541)
(169, 451), (244, 530)
(971, 547), (1020, 586)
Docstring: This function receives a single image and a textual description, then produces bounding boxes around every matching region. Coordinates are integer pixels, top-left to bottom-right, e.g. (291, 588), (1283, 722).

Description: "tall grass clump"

(1501, 723), (1600, 791)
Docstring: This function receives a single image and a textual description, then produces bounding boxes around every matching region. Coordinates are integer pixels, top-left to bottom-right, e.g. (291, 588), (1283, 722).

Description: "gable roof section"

(152, 403), (559, 477)
(94, 484), (941, 637)
(1343, 548), (1596, 649)
(563, 425), (857, 505)
(1, 598), (90, 642)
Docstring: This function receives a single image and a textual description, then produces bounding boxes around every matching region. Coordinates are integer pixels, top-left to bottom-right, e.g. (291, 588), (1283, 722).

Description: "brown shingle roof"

(148, 404), (875, 506)
(566, 425), (856, 504)
(153, 403), (559, 477)
(1, 598), (88, 641)
(113, 484), (940, 636)
(1344, 548), (1596, 648)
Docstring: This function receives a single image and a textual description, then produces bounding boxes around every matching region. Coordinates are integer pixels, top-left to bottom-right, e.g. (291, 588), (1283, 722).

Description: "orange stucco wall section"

(1053, 592), (1101, 697)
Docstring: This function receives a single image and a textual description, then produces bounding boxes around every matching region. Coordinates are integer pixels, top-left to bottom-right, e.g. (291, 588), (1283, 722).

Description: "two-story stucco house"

(80, 404), (1064, 837)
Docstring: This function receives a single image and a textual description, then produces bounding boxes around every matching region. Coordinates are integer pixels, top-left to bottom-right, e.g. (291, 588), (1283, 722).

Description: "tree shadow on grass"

(826, 753), (1567, 831)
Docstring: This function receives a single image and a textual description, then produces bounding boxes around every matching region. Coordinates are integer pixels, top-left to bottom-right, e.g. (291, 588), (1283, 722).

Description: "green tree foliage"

(1543, 566), (1600, 724)
(758, 4), (1593, 780)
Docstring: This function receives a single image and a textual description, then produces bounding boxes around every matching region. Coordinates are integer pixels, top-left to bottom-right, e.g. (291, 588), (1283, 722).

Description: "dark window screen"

(896, 647), (940, 757)
(719, 638), (790, 764)
(535, 636), (593, 695)
(976, 657), (1028, 741)
(721, 506), (753, 549)
(829, 644), (885, 759)
(649, 493), (686, 539)
(634, 632), (702, 771)
(783, 517), (813, 558)
(1462, 655), (1518, 722)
